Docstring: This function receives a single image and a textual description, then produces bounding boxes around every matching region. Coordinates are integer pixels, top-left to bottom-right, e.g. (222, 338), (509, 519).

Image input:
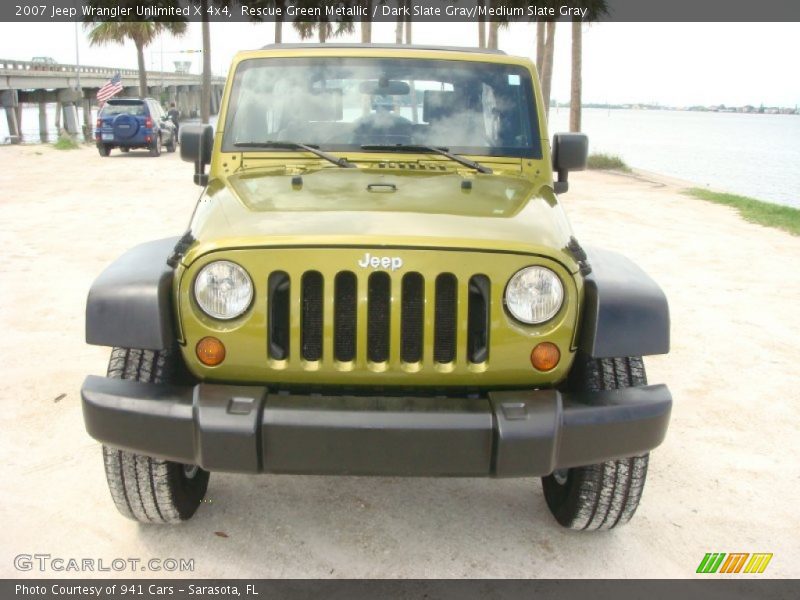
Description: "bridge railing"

(0, 58), (224, 82)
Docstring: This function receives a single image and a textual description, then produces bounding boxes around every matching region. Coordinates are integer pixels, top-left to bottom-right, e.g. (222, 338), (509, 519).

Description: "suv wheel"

(149, 134), (162, 157)
(97, 144), (111, 157)
(101, 347), (209, 524)
(541, 356), (650, 530)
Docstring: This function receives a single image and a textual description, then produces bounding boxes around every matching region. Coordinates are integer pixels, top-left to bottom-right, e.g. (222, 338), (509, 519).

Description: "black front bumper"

(81, 376), (671, 477)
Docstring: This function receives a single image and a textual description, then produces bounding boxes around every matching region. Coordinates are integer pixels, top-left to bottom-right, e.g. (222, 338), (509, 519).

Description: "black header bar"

(4, 0), (800, 23)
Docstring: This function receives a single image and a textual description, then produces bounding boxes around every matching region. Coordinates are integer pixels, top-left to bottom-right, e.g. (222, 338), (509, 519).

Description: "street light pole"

(74, 20), (81, 92)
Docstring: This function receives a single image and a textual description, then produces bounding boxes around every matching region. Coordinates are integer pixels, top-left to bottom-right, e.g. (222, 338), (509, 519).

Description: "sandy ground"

(0, 144), (798, 579)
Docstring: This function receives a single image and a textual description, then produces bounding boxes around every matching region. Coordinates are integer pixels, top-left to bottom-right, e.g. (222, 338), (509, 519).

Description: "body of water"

(3, 104), (798, 208)
(549, 108), (800, 208)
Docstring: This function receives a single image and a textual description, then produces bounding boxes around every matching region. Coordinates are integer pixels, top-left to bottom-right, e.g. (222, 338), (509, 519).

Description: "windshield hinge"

(567, 236), (592, 276)
(167, 230), (196, 268)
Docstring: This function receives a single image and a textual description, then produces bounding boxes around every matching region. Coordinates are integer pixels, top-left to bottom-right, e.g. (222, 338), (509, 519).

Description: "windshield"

(222, 57), (541, 159)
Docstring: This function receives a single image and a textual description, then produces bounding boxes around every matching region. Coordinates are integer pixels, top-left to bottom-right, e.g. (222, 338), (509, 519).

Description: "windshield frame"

(221, 56), (542, 160)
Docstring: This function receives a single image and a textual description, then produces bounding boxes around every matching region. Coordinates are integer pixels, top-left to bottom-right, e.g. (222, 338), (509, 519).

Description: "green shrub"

(53, 132), (79, 150)
(587, 153), (631, 172)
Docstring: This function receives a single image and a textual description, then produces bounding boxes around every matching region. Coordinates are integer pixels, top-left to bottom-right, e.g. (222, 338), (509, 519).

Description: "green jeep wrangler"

(81, 44), (671, 530)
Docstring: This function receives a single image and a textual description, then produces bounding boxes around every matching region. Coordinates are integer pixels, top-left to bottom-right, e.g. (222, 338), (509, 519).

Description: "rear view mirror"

(180, 124), (214, 186)
(552, 133), (588, 194)
(359, 80), (411, 96)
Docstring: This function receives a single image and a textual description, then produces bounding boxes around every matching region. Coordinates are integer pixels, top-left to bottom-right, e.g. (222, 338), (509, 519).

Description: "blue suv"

(95, 98), (177, 157)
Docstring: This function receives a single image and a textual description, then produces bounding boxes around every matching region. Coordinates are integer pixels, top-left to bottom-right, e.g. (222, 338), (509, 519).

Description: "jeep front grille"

(267, 269), (491, 368)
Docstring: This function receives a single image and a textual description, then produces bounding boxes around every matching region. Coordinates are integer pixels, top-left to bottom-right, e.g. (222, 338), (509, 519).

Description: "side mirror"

(552, 133), (588, 194)
(180, 124), (214, 186)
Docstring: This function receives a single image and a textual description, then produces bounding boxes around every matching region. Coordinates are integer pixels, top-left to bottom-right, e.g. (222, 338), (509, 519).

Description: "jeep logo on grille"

(357, 252), (403, 271)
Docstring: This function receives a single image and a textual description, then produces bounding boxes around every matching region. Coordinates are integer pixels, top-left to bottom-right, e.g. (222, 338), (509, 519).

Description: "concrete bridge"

(0, 58), (226, 143)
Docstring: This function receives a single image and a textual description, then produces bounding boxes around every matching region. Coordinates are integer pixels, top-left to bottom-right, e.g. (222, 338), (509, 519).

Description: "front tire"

(541, 356), (650, 530)
(101, 347), (208, 524)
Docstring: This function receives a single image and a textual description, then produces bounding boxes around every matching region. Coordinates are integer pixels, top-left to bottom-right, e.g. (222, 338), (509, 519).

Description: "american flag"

(97, 72), (123, 107)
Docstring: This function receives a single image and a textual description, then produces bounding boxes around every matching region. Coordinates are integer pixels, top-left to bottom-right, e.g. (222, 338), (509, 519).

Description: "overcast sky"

(1, 21), (798, 107)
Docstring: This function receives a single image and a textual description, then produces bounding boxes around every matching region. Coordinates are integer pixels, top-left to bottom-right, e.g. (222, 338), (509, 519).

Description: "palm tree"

(570, 1), (609, 132)
(477, 0), (486, 48)
(293, 12), (354, 43)
(85, 22), (187, 98)
(361, 0), (373, 42)
(394, 0), (412, 44)
(536, 20), (545, 72)
(540, 20), (556, 120)
(274, 0), (286, 43)
(201, 0), (212, 124)
(569, 20), (581, 132)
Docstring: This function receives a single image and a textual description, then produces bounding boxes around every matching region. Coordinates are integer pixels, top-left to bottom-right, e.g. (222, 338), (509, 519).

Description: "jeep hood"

(185, 167), (578, 271)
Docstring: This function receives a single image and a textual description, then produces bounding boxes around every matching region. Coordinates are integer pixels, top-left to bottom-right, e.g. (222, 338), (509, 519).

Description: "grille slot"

(333, 271), (357, 362)
(400, 272), (424, 363)
(301, 271), (323, 361)
(367, 272), (391, 363)
(434, 273), (458, 363)
(467, 275), (491, 363)
(268, 266), (486, 369)
(267, 271), (290, 360)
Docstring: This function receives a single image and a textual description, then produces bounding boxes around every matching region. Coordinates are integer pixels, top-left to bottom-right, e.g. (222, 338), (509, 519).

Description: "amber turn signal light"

(531, 342), (560, 371)
(196, 336), (226, 366)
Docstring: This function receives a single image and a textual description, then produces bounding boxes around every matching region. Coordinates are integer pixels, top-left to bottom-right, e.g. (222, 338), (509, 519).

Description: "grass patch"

(53, 133), (79, 150)
(685, 188), (800, 236)
(587, 153), (631, 172)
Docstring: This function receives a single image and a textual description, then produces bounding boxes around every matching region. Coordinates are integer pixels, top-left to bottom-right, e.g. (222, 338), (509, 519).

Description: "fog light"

(531, 342), (560, 371)
(196, 336), (225, 366)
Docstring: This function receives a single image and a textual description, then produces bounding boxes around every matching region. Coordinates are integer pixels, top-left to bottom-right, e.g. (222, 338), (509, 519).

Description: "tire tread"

(100, 347), (207, 524)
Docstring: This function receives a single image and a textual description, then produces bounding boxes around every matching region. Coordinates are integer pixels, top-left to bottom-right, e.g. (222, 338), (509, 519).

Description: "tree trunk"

(135, 39), (147, 98)
(395, 21), (403, 44)
(569, 20), (582, 132)
(404, 0), (412, 45)
(478, 0), (485, 48)
(488, 20), (499, 49)
(541, 21), (556, 122)
(361, 0), (372, 42)
(319, 22), (328, 43)
(201, 3), (211, 125)
(274, 0), (284, 43)
(536, 20), (546, 74)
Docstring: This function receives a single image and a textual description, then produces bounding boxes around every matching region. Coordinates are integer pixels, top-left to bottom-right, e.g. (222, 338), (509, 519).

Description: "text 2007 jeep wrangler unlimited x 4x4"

(81, 45), (671, 530)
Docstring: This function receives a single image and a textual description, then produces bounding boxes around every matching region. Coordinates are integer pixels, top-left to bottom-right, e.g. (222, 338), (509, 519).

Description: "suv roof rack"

(259, 43), (507, 55)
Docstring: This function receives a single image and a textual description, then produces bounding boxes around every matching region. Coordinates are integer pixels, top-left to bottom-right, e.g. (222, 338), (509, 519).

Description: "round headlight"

(194, 260), (253, 320)
(505, 266), (564, 324)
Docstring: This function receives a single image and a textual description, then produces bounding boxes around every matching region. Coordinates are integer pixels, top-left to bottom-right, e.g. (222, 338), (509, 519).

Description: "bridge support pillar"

(58, 88), (82, 137)
(82, 96), (93, 141)
(39, 102), (49, 143)
(1, 90), (21, 144)
(177, 86), (190, 119)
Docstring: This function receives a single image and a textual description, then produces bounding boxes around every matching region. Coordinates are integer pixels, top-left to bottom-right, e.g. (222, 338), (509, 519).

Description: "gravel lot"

(1, 144), (798, 578)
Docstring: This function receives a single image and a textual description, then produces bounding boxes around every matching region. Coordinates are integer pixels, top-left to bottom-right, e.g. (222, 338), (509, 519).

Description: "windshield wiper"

(360, 144), (492, 174)
(234, 141), (357, 169)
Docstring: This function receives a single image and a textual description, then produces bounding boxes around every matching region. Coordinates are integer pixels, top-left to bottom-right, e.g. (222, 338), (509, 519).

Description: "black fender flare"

(85, 237), (178, 351)
(578, 247), (670, 358)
